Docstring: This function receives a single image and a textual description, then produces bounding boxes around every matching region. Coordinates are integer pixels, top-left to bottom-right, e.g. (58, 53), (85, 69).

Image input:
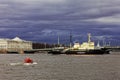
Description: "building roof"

(0, 37), (32, 42)
(12, 37), (23, 41)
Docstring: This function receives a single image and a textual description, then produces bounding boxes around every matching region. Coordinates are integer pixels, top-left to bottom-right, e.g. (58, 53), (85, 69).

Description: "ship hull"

(49, 48), (110, 55)
(48, 48), (110, 55)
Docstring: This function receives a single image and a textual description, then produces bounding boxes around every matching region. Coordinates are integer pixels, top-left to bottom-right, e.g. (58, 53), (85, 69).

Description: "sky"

(0, 0), (120, 46)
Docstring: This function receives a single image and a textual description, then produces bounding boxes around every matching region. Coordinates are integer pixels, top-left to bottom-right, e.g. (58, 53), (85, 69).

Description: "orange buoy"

(24, 57), (33, 63)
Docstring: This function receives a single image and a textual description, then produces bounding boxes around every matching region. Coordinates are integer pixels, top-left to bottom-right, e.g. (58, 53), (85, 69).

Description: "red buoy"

(24, 57), (33, 63)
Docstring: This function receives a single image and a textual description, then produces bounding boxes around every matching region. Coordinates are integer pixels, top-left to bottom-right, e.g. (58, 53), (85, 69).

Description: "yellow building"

(0, 37), (32, 53)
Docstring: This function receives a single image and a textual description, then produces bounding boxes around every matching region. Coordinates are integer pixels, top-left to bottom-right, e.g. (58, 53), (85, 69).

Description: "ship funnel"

(88, 33), (91, 43)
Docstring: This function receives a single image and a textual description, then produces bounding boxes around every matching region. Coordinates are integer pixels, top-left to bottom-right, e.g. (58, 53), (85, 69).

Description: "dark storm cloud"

(0, 0), (120, 45)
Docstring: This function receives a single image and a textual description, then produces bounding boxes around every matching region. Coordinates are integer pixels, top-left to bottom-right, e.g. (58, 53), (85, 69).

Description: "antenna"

(102, 38), (104, 47)
(109, 41), (111, 46)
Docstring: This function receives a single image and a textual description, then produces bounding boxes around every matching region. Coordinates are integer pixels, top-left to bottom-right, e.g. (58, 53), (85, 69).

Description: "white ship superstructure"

(73, 33), (95, 50)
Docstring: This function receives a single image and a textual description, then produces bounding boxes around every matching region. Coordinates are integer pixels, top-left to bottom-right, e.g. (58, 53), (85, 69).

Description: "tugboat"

(48, 33), (110, 55)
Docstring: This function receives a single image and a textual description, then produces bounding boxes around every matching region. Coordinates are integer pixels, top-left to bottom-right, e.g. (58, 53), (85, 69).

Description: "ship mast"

(69, 32), (72, 48)
(57, 34), (60, 46)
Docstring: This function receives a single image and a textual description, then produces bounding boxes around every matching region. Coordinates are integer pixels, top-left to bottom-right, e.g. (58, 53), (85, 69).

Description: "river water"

(0, 53), (120, 80)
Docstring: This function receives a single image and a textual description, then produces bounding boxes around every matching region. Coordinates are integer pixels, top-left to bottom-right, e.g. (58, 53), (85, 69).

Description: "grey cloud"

(0, 0), (119, 44)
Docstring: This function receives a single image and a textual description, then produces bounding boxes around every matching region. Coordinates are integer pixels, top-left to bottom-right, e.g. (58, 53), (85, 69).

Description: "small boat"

(10, 57), (37, 66)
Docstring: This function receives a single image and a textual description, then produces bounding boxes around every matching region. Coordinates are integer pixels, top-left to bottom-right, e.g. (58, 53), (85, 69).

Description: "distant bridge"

(24, 48), (64, 53)
(5, 48), (54, 54)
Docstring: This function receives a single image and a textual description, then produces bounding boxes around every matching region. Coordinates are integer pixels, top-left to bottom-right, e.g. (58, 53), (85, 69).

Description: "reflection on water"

(0, 53), (120, 80)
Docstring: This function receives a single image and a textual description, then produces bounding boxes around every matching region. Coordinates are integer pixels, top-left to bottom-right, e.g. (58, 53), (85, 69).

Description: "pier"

(104, 46), (120, 52)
